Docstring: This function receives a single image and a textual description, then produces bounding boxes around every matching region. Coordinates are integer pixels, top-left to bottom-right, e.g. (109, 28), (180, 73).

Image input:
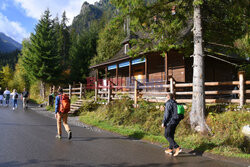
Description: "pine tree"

(69, 27), (98, 82)
(23, 9), (61, 99)
(58, 11), (71, 68)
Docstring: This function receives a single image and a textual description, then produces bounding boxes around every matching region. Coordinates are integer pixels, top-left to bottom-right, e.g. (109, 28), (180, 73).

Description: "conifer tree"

(23, 9), (61, 99)
(69, 27), (98, 82)
(58, 11), (71, 68)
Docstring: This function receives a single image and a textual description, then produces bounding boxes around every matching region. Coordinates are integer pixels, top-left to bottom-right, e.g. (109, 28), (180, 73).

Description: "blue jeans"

(12, 99), (18, 108)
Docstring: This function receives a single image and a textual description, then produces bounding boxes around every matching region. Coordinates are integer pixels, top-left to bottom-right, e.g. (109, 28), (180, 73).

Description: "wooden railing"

(94, 72), (250, 106)
(62, 83), (84, 99)
(57, 72), (250, 107)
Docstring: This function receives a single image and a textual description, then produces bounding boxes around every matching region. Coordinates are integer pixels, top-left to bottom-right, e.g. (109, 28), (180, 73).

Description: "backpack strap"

(59, 95), (62, 113)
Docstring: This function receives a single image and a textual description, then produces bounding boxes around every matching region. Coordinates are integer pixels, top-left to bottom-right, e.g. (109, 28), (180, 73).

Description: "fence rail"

(93, 72), (250, 107)
(57, 72), (250, 107)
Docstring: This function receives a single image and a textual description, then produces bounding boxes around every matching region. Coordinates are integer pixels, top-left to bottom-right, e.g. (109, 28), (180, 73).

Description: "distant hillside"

(71, 0), (115, 33)
(0, 32), (22, 53)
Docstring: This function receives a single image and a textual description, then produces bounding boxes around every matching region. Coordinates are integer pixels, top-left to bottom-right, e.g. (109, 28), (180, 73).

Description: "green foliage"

(70, 95), (79, 104)
(0, 50), (20, 69)
(0, 65), (13, 88)
(84, 90), (95, 99)
(69, 26), (98, 82)
(111, 0), (193, 55)
(8, 60), (30, 92)
(80, 101), (100, 113)
(56, 11), (71, 70)
(71, 1), (115, 34)
(22, 9), (62, 84)
(92, 16), (125, 65)
(46, 105), (55, 112)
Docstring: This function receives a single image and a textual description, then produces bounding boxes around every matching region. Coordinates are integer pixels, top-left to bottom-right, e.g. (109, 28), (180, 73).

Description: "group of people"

(0, 86), (181, 154)
(0, 87), (29, 110)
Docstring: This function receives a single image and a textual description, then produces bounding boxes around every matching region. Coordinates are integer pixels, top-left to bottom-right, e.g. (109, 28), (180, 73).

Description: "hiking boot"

(68, 131), (72, 140)
(56, 134), (62, 139)
(173, 147), (182, 156)
(165, 149), (173, 155)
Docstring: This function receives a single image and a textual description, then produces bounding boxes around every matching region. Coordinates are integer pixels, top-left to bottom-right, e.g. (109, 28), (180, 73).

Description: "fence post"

(170, 77), (174, 93)
(108, 81), (111, 103)
(80, 83), (83, 99)
(69, 84), (72, 99)
(95, 81), (98, 102)
(134, 80), (138, 106)
(238, 71), (245, 107)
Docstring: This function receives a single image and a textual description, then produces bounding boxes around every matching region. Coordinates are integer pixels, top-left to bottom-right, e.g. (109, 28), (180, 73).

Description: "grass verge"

(78, 99), (250, 159)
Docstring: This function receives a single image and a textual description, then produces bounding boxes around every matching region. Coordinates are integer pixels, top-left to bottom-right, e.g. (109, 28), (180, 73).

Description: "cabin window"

(124, 44), (129, 54)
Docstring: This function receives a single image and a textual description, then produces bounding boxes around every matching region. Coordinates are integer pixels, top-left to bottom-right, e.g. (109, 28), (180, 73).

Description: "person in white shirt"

(4, 88), (10, 107)
(10, 89), (18, 110)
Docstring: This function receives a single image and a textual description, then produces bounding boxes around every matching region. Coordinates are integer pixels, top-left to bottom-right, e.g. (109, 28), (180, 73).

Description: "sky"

(0, 0), (97, 43)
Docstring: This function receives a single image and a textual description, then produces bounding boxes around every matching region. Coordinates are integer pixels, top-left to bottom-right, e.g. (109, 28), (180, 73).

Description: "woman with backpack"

(10, 89), (18, 110)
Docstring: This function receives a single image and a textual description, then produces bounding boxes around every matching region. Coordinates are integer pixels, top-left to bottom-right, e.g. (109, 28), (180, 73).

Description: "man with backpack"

(162, 93), (184, 156)
(55, 88), (72, 140)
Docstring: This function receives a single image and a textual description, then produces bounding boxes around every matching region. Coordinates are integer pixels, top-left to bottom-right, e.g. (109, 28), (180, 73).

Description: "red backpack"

(59, 94), (70, 113)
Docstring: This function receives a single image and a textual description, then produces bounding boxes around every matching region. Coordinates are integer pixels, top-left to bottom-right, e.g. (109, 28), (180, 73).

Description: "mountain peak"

(0, 32), (22, 53)
(80, 1), (91, 14)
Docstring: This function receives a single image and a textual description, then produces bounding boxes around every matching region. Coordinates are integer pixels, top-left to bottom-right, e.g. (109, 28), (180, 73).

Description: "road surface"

(0, 101), (247, 167)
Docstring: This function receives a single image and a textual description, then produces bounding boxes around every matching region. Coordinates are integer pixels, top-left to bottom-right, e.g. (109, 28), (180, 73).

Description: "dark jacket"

(162, 99), (179, 127)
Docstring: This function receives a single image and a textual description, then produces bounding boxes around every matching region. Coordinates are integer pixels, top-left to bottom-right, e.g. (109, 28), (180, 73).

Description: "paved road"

(0, 101), (247, 167)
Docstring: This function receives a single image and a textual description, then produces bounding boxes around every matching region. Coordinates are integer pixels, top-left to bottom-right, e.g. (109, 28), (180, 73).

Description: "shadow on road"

(189, 142), (218, 156)
(0, 159), (185, 167)
(0, 123), (56, 127)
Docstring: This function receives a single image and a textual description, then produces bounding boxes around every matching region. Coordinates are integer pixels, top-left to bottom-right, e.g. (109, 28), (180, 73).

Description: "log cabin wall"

(147, 53), (165, 82)
(205, 57), (237, 81)
(167, 50), (186, 82)
(185, 56), (238, 82)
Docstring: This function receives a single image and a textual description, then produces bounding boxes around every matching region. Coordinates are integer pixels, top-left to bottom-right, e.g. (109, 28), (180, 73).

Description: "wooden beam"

(96, 69), (99, 81)
(116, 64), (118, 86)
(134, 80), (138, 105)
(145, 56), (148, 82)
(105, 66), (108, 88)
(105, 66), (108, 79)
(165, 52), (168, 82)
(129, 60), (132, 84)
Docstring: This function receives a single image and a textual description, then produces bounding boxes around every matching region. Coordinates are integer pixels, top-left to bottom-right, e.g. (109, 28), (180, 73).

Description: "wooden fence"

(95, 72), (250, 106)
(61, 83), (85, 99)
(59, 72), (250, 107)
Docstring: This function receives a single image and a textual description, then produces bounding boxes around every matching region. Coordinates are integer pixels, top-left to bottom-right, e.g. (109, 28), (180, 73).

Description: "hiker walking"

(10, 89), (18, 110)
(3, 88), (10, 107)
(0, 87), (4, 106)
(22, 88), (29, 109)
(162, 93), (182, 156)
(55, 88), (72, 140)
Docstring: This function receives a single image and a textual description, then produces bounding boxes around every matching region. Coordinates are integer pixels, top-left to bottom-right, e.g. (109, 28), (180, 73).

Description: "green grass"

(78, 100), (250, 159)
(45, 105), (55, 112)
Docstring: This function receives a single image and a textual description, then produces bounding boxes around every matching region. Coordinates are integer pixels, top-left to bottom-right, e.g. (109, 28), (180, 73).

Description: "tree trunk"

(190, 1), (211, 134)
(40, 81), (45, 100)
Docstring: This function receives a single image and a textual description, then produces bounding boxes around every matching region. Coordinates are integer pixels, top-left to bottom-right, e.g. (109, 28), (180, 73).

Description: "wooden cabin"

(89, 36), (245, 88)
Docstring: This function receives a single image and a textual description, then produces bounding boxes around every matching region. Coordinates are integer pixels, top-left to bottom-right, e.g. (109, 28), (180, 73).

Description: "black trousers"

(164, 123), (179, 149)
